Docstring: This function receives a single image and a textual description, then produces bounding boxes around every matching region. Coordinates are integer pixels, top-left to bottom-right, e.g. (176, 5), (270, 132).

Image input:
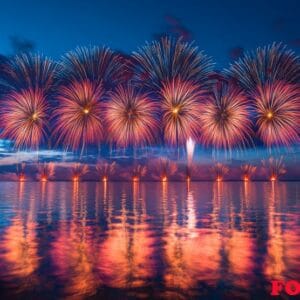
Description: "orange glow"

(266, 111), (273, 119)
(19, 174), (25, 182)
(72, 176), (79, 182)
(41, 176), (47, 182)
(270, 175), (277, 182)
(132, 176), (139, 182)
(172, 106), (180, 115)
(243, 175), (249, 182)
(31, 112), (38, 121)
(83, 107), (90, 115)
(102, 176), (108, 182)
(162, 176), (167, 182)
(216, 176), (222, 182)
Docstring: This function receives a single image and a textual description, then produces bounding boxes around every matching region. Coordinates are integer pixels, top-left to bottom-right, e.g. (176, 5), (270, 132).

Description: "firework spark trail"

(37, 162), (55, 181)
(199, 81), (253, 151)
(53, 80), (104, 152)
(240, 164), (257, 181)
(131, 164), (147, 181)
(253, 82), (300, 147)
(210, 162), (229, 181)
(96, 160), (117, 181)
(226, 43), (300, 90)
(71, 163), (89, 182)
(262, 157), (286, 181)
(160, 78), (205, 145)
(133, 36), (214, 90)
(149, 158), (177, 181)
(105, 85), (159, 147)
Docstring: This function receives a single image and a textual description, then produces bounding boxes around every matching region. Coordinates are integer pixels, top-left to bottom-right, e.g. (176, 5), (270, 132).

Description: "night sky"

(1, 0), (300, 68)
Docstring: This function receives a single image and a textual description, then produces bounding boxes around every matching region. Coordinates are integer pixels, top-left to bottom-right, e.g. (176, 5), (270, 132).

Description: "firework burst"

(199, 81), (253, 150)
(96, 160), (116, 182)
(131, 164), (147, 182)
(133, 36), (213, 90)
(53, 80), (104, 151)
(150, 158), (177, 181)
(210, 162), (229, 181)
(71, 163), (89, 182)
(253, 82), (300, 147)
(61, 46), (127, 88)
(3, 53), (57, 92)
(262, 157), (286, 181)
(227, 43), (300, 90)
(105, 85), (159, 147)
(1, 88), (49, 149)
(16, 163), (26, 182)
(37, 162), (55, 182)
(240, 164), (257, 181)
(160, 78), (205, 145)
(0, 54), (56, 149)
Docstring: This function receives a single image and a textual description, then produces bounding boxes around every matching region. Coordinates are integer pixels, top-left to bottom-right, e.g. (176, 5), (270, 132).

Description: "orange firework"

(210, 162), (229, 181)
(131, 164), (147, 182)
(253, 82), (300, 147)
(54, 80), (104, 151)
(150, 158), (177, 181)
(1, 89), (49, 149)
(160, 78), (205, 145)
(71, 163), (89, 182)
(240, 164), (257, 181)
(105, 85), (159, 147)
(37, 162), (55, 182)
(199, 81), (253, 150)
(96, 160), (116, 182)
(262, 157), (286, 181)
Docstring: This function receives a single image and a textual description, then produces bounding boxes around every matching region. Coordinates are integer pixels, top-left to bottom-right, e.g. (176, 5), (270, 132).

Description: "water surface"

(0, 181), (299, 299)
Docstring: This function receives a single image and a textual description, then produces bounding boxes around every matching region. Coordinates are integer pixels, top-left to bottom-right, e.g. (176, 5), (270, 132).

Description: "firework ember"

(71, 163), (89, 182)
(227, 43), (300, 90)
(210, 162), (229, 182)
(253, 82), (300, 147)
(105, 85), (159, 147)
(133, 36), (213, 90)
(37, 162), (55, 182)
(160, 78), (205, 145)
(199, 82), (253, 150)
(150, 158), (177, 181)
(54, 80), (104, 151)
(240, 164), (257, 181)
(96, 160), (116, 182)
(262, 157), (286, 181)
(131, 164), (147, 182)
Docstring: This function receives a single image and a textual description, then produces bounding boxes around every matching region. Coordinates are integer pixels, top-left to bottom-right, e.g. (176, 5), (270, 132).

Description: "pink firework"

(105, 85), (158, 147)
(131, 164), (147, 182)
(253, 81), (300, 147)
(37, 162), (55, 182)
(240, 164), (257, 181)
(96, 160), (117, 181)
(262, 157), (286, 181)
(199, 82), (253, 150)
(160, 78), (205, 145)
(150, 158), (177, 181)
(71, 163), (89, 182)
(1, 88), (49, 149)
(54, 80), (104, 151)
(210, 162), (229, 181)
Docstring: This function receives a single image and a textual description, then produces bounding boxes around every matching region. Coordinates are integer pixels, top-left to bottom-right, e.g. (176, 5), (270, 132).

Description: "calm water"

(0, 181), (299, 299)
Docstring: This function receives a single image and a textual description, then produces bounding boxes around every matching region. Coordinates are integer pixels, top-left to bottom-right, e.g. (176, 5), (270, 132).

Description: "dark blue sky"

(1, 0), (300, 68)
